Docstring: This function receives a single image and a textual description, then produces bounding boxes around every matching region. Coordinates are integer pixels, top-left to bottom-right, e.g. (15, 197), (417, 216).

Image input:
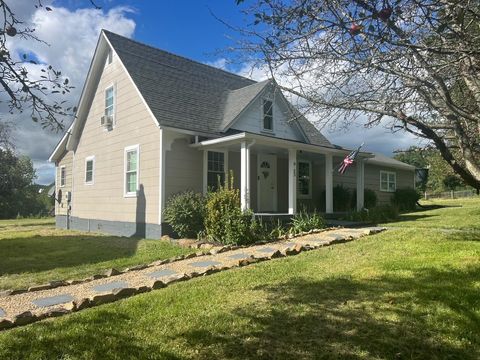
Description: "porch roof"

(191, 132), (374, 159)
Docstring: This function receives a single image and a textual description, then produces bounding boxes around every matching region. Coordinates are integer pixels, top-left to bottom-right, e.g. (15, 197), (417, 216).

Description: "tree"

(0, 0), (104, 130)
(235, 0), (480, 190)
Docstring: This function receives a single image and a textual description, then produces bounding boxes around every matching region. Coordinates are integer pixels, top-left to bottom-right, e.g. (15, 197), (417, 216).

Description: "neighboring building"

(49, 30), (415, 238)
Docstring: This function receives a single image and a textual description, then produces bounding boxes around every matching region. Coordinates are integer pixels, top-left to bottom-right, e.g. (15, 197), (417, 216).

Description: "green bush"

(350, 188), (378, 209)
(290, 209), (325, 235)
(333, 185), (352, 211)
(163, 191), (206, 238)
(343, 205), (399, 223)
(391, 188), (420, 211)
(204, 174), (265, 245)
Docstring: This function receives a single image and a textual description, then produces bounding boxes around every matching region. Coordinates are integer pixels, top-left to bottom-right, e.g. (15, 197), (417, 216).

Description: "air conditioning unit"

(100, 115), (113, 127)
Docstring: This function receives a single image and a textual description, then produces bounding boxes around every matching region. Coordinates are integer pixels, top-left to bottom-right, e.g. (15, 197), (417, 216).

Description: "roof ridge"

(102, 29), (256, 84)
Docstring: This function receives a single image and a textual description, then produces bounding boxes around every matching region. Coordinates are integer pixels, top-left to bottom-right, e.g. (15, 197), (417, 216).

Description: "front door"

(257, 154), (277, 212)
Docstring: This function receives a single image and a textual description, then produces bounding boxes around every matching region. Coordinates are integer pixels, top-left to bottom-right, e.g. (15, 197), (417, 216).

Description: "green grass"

(0, 219), (195, 291)
(0, 201), (479, 359)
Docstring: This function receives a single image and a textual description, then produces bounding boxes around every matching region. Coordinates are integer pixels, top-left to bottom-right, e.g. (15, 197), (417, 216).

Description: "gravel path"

(0, 226), (385, 330)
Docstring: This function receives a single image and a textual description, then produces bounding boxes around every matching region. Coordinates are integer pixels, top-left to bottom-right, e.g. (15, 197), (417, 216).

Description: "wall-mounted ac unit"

(100, 115), (113, 127)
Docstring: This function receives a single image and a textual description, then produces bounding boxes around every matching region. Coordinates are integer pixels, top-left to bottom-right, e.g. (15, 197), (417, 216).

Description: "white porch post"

(356, 159), (365, 211)
(288, 148), (297, 215)
(325, 154), (333, 213)
(240, 141), (250, 211)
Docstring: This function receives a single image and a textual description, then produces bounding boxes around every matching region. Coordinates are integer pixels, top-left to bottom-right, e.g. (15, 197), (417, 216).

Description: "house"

(49, 30), (415, 238)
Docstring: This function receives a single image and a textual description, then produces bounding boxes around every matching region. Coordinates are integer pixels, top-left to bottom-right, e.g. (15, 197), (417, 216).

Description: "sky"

(3, 0), (420, 185)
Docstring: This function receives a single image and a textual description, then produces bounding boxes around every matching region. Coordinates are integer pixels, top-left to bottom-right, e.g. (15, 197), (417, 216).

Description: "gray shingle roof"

(104, 30), (332, 146)
(365, 153), (416, 170)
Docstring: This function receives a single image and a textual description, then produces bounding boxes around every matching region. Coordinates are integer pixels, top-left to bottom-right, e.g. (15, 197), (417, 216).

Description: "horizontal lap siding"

(364, 164), (415, 205)
(72, 54), (160, 224)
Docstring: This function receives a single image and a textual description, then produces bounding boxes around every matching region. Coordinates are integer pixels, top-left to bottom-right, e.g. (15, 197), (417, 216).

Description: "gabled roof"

(103, 30), (332, 146)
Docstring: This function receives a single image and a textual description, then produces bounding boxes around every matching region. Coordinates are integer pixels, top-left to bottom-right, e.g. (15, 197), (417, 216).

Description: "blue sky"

(6, 0), (419, 184)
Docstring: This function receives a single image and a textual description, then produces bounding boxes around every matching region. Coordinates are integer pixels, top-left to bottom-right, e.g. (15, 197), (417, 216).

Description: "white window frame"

(104, 84), (116, 125)
(262, 98), (274, 132)
(124, 144), (140, 197)
(106, 49), (113, 66)
(85, 156), (95, 185)
(203, 149), (228, 193)
(60, 165), (66, 187)
(380, 170), (396, 192)
(297, 160), (312, 199)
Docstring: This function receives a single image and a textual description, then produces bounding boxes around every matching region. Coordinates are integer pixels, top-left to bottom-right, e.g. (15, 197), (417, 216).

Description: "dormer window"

(263, 99), (273, 131)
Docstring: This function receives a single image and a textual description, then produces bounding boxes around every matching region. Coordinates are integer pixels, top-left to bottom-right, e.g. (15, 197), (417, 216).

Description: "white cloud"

(2, 1), (136, 184)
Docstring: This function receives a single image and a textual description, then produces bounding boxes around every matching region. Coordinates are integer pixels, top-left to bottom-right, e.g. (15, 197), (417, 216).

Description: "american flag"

(338, 143), (364, 175)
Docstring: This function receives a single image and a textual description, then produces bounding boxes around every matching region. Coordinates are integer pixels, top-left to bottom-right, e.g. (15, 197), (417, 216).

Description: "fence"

(423, 189), (478, 200)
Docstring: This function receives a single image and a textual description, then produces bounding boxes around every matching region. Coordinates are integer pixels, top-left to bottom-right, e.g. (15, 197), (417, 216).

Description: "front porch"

(192, 132), (371, 214)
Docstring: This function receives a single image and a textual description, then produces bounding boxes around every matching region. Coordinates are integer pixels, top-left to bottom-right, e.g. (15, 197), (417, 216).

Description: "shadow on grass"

(180, 266), (480, 359)
(0, 234), (140, 275)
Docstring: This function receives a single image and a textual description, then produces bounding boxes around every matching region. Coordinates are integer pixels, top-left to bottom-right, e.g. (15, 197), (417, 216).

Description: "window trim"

(104, 84), (116, 126)
(297, 160), (312, 199)
(262, 98), (274, 132)
(380, 170), (396, 192)
(203, 149), (228, 194)
(124, 144), (140, 197)
(59, 165), (66, 187)
(106, 49), (113, 66)
(84, 156), (95, 185)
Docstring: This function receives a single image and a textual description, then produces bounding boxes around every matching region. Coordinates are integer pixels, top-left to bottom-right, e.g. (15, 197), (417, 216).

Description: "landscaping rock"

(0, 318), (13, 330)
(28, 284), (52, 292)
(184, 253), (197, 259)
(0, 290), (12, 297)
(90, 293), (117, 305)
(173, 255), (185, 261)
(199, 243), (214, 250)
(161, 235), (171, 241)
(12, 311), (36, 326)
(73, 298), (91, 311)
(270, 250), (284, 259)
(105, 268), (121, 277)
(195, 251), (206, 256)
(238, 258), (259, 267)
(149, 260), (166, 267)
(66, 279), (83, 285)
(42, 307), (71, 318)
(177, 239), (198, 248)
(150, 280), (166, 290)
(135, 286), (151, 294)
(216, 245), (231, 253)
(125, 264), (148, 272)
(163, 273), (189, 285)
(63, 301), (77, 312)
(112, 287), (137, 298)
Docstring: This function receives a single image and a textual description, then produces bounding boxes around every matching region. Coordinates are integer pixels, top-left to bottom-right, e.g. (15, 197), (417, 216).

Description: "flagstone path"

(0, 226), (385, 330)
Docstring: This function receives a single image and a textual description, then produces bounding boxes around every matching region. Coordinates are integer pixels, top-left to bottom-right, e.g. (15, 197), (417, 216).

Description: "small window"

(107, 49), (113, 65)
(85, 156), (95, 184)
(60, 166), (66, 187)
(298, 161), (312, 198)
(125, 145), (139, 196)
(207, 151), (225, 191)
(263, 99), (273, 131)
(105, 86), (115, 118)
(380, 171), (396, 192)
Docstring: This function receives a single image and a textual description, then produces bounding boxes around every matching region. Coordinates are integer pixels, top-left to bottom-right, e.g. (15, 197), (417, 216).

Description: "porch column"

(240, 141), (250, 211)
(356, 159), (365, 211)
(325, 154), (333, 213)
(288, 148), (297, 215)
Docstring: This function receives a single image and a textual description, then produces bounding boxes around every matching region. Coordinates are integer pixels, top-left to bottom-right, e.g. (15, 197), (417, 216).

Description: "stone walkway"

(0, 226), (385, 330)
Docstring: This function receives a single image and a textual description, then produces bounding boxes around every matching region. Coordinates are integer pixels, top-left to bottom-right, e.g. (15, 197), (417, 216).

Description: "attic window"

(105, 86), (115, 118)
(263, 99), (273, 131)
(107, 49), (113, 65)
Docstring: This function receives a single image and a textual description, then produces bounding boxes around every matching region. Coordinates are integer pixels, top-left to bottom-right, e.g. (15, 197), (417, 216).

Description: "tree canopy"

(236, 0), (480, 190)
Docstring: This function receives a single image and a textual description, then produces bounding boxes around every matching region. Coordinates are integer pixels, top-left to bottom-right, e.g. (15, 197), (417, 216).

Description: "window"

(105, 86), (115, 118)
(207, 151), (225, 191)
(125, 145), (139, 196)
(263, 99), (273, 131)
(85, 156), (95, 184)
(298, 161), (312, 198)
(380, 171), (396, 192)
(60, 166), (66, 187)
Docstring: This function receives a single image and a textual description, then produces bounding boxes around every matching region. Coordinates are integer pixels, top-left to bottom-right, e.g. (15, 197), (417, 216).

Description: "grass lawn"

(0, 219), (195, 291)
(0, 199), (479, 359)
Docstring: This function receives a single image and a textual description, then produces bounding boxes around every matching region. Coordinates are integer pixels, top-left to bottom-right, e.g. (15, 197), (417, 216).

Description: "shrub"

(204, 173), (265, 245)
(343, 205), (399, 223)
(350, 188), (378, 209)
(391, 188), (420, 211)
(333, 185), (352, 211)
(290, 209), (325, 235)
(163, 191), (206, 238)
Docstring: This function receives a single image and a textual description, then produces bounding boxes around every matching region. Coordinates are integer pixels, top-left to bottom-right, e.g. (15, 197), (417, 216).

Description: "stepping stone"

(228, 253), (251, 260)
(284, 242), (296, 247)
(92, 280), (129, 293)
(256, 247), (277, 253)
(0, 308), (5, 318)
(148, 269), (178, 279)
(32, 294), (74, 308)
(189, 260), (222, 268)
